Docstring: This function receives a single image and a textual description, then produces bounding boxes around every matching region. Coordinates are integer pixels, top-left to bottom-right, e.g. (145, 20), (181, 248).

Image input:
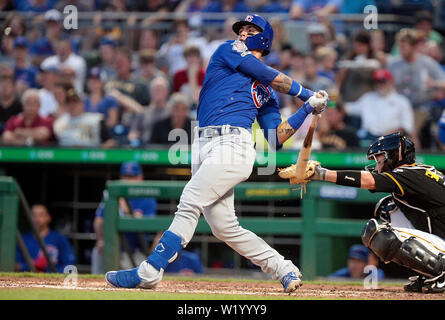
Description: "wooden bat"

(294, 92), (322, 197)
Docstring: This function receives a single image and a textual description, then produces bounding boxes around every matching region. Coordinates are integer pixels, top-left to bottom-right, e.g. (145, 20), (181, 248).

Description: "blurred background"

(2, 0), (445, 281)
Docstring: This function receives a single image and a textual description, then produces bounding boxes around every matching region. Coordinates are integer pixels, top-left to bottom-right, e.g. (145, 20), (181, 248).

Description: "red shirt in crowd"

(5, 114), (54, 144)
(173, 67), (206, 92)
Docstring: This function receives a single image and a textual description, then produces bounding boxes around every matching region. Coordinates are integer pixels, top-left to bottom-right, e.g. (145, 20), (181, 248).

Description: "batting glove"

(308, 90), (329, 114)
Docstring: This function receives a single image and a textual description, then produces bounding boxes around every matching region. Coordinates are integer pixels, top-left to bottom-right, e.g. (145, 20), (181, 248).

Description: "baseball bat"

(294, 93), (322, 179)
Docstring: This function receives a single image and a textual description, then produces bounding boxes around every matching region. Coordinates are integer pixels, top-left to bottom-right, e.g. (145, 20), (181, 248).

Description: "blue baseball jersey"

(197, 40), (281, 131)
(15, 230), (76, 273)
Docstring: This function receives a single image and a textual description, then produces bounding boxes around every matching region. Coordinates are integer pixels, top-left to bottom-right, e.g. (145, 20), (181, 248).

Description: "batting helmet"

(232, 14), (273, 56)
(365, 132), (415, 172)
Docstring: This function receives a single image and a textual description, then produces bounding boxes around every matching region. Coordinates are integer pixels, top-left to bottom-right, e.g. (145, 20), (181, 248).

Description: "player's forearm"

(277, 121), (296, 145)
(276, 101), (314, 144)
(312, 168), (376, 189)
(270, 73), (313, 101)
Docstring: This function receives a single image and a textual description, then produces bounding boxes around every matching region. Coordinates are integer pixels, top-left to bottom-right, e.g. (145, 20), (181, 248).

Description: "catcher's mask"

(365, 132), (415, 173)
(232, 14), (273, 56)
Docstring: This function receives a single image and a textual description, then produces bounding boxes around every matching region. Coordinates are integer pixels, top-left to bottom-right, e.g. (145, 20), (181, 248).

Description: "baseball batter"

(283, 132), (445, 293)
(105, 14), (328, 292)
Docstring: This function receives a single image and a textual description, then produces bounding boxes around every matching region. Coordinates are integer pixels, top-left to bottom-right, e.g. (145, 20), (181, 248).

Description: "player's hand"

(308, 90), (329, 114)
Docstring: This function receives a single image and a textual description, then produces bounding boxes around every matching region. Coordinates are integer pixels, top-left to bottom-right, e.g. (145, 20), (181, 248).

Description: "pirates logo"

(251, 80), (270, 108)
(245, 15), (254, 22)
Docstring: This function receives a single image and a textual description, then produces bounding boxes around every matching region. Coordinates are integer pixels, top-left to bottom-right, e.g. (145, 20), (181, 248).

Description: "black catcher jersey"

(372, 163), (445, 239)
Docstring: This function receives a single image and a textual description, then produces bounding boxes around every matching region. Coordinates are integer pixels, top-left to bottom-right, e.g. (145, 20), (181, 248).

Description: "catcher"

(279, 132), (445, 293)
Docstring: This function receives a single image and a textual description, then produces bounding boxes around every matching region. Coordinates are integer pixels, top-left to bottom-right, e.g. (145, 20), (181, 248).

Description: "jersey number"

(425, 170), (442, 183)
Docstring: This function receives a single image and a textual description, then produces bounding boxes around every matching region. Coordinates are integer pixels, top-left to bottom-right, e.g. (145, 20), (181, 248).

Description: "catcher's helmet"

(365, 132), (415, 172)
(232, 14), (273, 56)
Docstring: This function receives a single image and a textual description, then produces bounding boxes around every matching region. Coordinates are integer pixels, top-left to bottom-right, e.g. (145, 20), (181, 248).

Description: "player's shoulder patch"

(231, 40), (250, 55)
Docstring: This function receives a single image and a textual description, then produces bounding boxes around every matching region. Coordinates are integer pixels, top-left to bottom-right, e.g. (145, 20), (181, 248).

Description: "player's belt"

(198, 126), (241, 138)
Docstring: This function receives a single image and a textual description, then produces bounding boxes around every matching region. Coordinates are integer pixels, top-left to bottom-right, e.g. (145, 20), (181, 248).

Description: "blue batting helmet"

(232, 14), (273, 56)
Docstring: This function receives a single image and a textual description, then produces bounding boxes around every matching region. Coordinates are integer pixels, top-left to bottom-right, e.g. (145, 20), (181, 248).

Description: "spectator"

(128, 77), (170, 147)
(41, 39), (87, 94)
(84, 67), (119, 129)
(15, 204), (76, 273)
(290, 0), (343, 20)
(37, 65), (59, 118)
(156, 19), (208, 76)
(302, 54), (335, 92)
(0, 67), (22, 134)
(173, 45), (205, 107)
(2, 89), (54, 146)
(29, 9), (64, 66)
(315, 46), (338, 82)
(104, 47), (150, 106)
(51, 78), (73, 118)
(0, 29), (14, 65)
(133, 49), (165, 100)
(53, 83), (116, 147)
(424, 40), (445, 71)
(151, 93), (193, 145)
(329, 244), (385, 280)
(97, 37), (118, 82)
(389, 28), (445, 107)
(203, 17), (238, 65)
(391, 10), (442, 57)
(14, 0), (57, 12)
(388, 28), (445, 148)
(306, 23), (330, 52)
(337, 30), (382, 102)
(370, 29), (391, 67)
(91, 161), (157, 274)
(345, 69), (414, 142)
(2, 12), (26, 37)
(317, 99), (359, 150)
(138, 29), (161, 52)
(287, 48), (305, 84)
(13, 37), (38, 95)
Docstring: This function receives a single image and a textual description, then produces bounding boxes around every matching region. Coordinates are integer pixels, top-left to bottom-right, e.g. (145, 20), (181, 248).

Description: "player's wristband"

(289, 81), (313, 102)
(336, 171), (362, 188)
(288, 102), (312, 130)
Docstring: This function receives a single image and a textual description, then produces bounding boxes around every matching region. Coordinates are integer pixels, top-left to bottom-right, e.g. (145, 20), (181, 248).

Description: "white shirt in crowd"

(345, 90), (414, 137)
(54, 113), (103, 147)
(38, 88), (58, 117)
(41, 52), (87, 94)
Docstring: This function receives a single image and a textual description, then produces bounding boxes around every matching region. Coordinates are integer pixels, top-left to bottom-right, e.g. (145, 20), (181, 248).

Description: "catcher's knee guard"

(361, 219), (445, 277)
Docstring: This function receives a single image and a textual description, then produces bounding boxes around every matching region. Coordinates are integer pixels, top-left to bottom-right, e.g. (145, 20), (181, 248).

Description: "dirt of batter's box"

(0, 276), (443, 300)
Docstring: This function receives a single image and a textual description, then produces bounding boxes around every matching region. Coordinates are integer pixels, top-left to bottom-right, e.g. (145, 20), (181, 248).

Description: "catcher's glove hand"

(278, 160), (320, 197)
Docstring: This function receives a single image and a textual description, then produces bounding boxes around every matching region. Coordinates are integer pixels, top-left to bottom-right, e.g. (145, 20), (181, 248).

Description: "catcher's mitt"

(278, 160), (320, 198)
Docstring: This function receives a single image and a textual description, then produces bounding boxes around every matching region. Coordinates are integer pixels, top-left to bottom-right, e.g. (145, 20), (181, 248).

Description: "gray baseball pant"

(168, 126), (300, 280)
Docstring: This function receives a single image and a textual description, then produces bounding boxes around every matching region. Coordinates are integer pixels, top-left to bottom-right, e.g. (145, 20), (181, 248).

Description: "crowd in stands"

(1, 0), (445, 151)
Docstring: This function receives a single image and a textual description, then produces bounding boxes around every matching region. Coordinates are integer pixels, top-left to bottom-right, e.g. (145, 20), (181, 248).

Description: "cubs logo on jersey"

(251, 80), (270, 108)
